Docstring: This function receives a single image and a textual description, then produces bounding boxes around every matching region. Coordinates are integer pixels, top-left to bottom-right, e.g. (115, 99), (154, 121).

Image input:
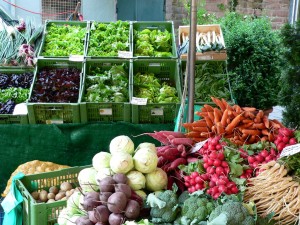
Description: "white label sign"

(118, 51), (133, 58)
(151, 108), (164, 116)
(131, 97), (148, 105)
(69, 55), (84, 62)
(46, 119), (64, 124)
(99, 108), (112, 115)
(190, 139), (208, 153)
(280, 143), (300, 158)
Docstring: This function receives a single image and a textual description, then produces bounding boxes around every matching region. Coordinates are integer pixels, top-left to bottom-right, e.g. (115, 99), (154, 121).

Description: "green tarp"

(0, 122), (174, 194)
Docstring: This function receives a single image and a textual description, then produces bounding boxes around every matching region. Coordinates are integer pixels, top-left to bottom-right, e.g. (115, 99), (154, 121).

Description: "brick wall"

(166, 0), (290, 30)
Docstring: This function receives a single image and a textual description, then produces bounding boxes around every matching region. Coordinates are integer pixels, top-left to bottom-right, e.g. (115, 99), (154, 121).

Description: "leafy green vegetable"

(0, 87), (29, 103)
(134, 29), (173, 57)
(88, 21), (130, 57)
(134, 72), (179, 103)
(84, 64), (129, 103)
(42, 23), (86, 56)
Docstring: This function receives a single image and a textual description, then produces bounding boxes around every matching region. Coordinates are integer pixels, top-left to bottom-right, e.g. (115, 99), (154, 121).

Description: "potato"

(47, 193), (55, 200)
(55, 192), (66, 201)
(39, 190), (48, 202)
(66, 189), (75, 198)
(49, 186), (59, 195)
(47, 199), (55, 203)
(60, 182), (73, 192)
(31, 191), (40, 200)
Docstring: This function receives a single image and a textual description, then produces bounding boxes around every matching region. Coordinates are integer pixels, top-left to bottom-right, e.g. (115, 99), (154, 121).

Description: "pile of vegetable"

(0, 71), (33, 114)
(84, 64), (129, 103)
(87, 21), (130, 57)
(29, 67), (81, 103)
(30, 181), (75, 203)
(41, 23), (86, 56)
(133, 28), (173, 57)
(183, 97), (284, 145)
(133, 72), (179, 103)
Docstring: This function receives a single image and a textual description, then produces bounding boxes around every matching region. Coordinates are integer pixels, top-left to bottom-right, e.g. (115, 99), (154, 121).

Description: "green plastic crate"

(131, 59), (182, 124)
(38, 20), (89, 58)
(132, 21), (177, 59)
(86, 21), (132, 59)
(16, 165), (89, 225)
(27, 59), (83, 124)
(80, 59), (132, 123)
(0, 68), (34, 124)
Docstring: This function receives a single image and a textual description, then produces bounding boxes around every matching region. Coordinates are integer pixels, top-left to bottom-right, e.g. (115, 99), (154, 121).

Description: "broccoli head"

(208, 201), (255, 225)
(181, 195), (215, 222)
(147, 190), (179, 224)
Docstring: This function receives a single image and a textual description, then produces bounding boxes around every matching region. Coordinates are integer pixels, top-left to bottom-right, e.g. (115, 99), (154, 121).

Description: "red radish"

(168, 157), (187, 171)
(277, 142), (286, 152)
(170, 138), (194, 146)
(282, 136), (289, 144)
(289, 138), (297, 145)
(260, 149), (269, 158)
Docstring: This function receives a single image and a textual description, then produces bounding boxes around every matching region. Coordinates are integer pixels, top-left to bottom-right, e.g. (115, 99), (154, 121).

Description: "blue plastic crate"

(0, 198), (4, 225)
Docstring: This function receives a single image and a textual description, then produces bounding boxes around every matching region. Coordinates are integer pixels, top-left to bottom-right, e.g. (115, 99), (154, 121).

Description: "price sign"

(46, 119), (64, 124)
(279, 143), (300, 158)
(151, 108), (164, 116)
(69, 55), (84, 62)
(131, 97), (148, 105)
(118, 51), (133, 58)
(99, 108), (112, 115)
(190, 139), (208, 153)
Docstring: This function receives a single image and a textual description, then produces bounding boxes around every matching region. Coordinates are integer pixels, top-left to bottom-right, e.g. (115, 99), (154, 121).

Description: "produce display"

(84, 64), (129, 103)
(87, 21), (130, 57)
(41, 23), (86, 56)
(0, 71), (33, 113)
(133, 28), (173, 57)
(133, 72), (179, 103)
(29, 67), (81, 103)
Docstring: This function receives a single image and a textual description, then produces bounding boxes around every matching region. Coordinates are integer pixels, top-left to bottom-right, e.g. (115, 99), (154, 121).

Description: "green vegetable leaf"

(146, 192), (167, 209)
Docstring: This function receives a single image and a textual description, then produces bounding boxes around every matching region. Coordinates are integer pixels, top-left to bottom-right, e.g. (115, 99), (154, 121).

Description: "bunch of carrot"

(183, 97), (284, 146)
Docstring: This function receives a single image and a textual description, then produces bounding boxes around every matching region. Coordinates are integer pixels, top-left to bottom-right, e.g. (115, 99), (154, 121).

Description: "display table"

(0, 122), (174, 193)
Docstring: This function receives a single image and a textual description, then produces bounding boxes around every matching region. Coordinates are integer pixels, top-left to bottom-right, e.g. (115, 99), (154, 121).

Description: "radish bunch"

(274, 128), (297, 152)
(247, 148), (278, 169)
(184, 136), (239, 199)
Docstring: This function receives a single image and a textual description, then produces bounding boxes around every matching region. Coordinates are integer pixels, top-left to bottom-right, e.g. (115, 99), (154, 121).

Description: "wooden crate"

(178, 24), (227, 61)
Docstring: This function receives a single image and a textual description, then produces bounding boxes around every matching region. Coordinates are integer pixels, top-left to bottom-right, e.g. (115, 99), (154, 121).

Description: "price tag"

(118, 51), (133, 58)
(190, 139), (208, 153)
(99, 108), (112, 115)
(131, 97), (148, 105)
(69, 55), (84, 62)
(13, 103), (28, 115)
(151, 108), (164, 116)
(1, 191), (17, 213)
(46, 119), (64, 124)
(279, 143), (300, 158)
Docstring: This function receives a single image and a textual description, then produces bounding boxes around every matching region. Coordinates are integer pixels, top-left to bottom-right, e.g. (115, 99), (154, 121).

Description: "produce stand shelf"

(131, 59), (182, 124)
(80, 59), (132, 123)
(27, 59), (83, 124)
(16, 165), (89, 225)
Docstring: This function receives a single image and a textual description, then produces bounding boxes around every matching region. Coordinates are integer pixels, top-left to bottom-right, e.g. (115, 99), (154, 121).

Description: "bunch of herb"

(134, 29), (173, 57)
(42, 23), (86, 56)
(134, 72), (179, 103)
(84, 64), (129, 103)
(88, 21), (130, 57)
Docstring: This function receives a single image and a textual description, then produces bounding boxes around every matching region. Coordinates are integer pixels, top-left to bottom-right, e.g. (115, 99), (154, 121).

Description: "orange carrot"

(193, 126), (210, 132)
(242, 107), (257, 112)
(216, 122), (225, 134)
(244, 111), (256, 119)
(192, 137), (207, 142)
(221, 109), (229, 127)
(196, 111), (208, 118)
(203, 104), (214, 112)
(214, 108), (222, 124)
(262, 116), (270, 129)
(248, 135), (257, 144)
(207, 111), (215, 123)
(225, 113), (244, 133)
(253, 123), (266, 129)
(211, 97), (226, 112)
(262, 129), (269, 136)
(191, 120), (207, 127)
(242, 119), (253, 124)
(185, 131), (201, 138)
(204, 116), (214, 128)
(241, 129), (261, 136)
(238, 122), (254, 129)
(200, 131), (214, 138)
